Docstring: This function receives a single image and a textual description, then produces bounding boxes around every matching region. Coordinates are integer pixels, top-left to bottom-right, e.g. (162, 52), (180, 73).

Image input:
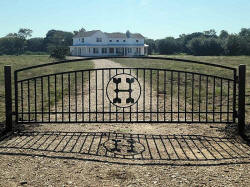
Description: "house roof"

(73, 30), (144, 39)
(74, 30), (100, 38)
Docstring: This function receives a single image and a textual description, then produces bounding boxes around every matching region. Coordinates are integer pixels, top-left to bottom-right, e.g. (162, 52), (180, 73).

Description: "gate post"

(4, 65), (12, 132)
(238, 64), (246, 136)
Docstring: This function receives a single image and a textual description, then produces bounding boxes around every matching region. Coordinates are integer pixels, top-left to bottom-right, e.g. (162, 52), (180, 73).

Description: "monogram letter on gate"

(113, 77), (135, 104)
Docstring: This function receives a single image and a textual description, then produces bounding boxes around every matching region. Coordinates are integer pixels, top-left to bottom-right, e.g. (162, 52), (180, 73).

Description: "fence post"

(238, 64), (246, 136)
(4, 65), (12, 132)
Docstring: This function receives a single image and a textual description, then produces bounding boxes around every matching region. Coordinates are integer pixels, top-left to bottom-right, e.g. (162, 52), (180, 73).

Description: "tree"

(49, 46), (69, 60)
(204, 29), (217, 37)
(0, 36), (25, 55)
(18, 28), (33, 39)
(186, 37), (224, 56)
(145, 38), (156, 54)
(157, 37), (181, 55)
(73, 27), (86, 36)
(219, 30), (229, 39)
(44, 30), (73, 52)
(224, 35), (241, 55)
(26, 38), (45, 52)
(126, 30), (131, 38)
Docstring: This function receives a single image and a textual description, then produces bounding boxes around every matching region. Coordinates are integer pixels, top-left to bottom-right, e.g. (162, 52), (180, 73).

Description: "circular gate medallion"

(103, 138), (145, 156)
(106, 73), (141, 108)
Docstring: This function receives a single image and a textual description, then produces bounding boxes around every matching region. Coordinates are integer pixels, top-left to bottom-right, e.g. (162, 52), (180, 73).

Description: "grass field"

(0, 55), (93, 123)
(112, 55), (250, 124)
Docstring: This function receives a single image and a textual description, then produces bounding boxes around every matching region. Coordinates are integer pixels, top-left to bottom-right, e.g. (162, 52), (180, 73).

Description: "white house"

(70, 30), (148, 56)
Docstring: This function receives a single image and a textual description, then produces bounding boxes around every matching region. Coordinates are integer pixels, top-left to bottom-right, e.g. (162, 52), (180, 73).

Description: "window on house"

(116, 40), (119, 42)
(93, 48), (99, 54)
(136, 40), (139, 43)
(96, 38), (102, 42)
(128, 48), (132, 53)
(109, 48), (114, 54)
(82, 38), (84, 43)
(102, 48), (107, 54)
(116, 48), (123, 54)
(123, 40), (126, 42)
(89, 48), (91, 53)
(109, 40), (112, 42)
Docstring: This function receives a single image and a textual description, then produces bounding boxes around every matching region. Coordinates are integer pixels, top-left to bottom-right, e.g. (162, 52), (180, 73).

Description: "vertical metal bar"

(14, 71), (18, 124)
(143, 69), (145, 121)
(75, 72), (77, 122)
(129, 69), (132, 122)
(184, 73), (187, 122)
(68, 73), (71, 122)
(227, 80), (230, 122)
(21, 82), (24, 121)
(198, 75), (201, 122)
(220, 78), (223, 122)
(150, 69), (152, 121)
(191, 74), (194, 122)
(233, 69), (237, 123)
(28, 80), (30, 122)
(4, 66), (12, 132)
(102, 70), (104, 121)
(206, 76), (208, 122)
(61, 74), (64, 122)
(178, 72), (180, 121)
(164, 71), (166, 121)
(122, 69), (125, 122)
(82, 71), (84, 122)
(213, 77), (215, 122)
(54, 75), (57, 122)
(116, 69), (118, 121)
(96, 70), (98, 121)
(34, 78), (37, 122)
(109, 69), (111, 121)
(89, 70), (91, 121)
(41, 77), (44, 122)
(238, 64), (246, 136)
(157, 70), (159, 121)
(47, 76), (50, 122)
(136, 69), (139, 121)
(171, 71), (173, 121)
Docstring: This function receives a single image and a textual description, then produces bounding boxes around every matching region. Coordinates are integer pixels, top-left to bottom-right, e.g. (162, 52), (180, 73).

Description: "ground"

(0, 57), (249, 186)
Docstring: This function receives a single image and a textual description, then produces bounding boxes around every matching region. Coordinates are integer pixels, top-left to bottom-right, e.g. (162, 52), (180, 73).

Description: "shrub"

(49, 46), (69, 60)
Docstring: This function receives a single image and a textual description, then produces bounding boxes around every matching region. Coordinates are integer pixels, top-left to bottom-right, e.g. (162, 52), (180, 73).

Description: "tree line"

(0, 28), (74, 56)
(146, 28), (250, 56)
(0, 28), (250, 56)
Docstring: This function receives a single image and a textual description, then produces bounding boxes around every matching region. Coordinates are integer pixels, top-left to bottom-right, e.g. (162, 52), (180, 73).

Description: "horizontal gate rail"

(14, 56), (237, 73)
(17, 68), (235, 83)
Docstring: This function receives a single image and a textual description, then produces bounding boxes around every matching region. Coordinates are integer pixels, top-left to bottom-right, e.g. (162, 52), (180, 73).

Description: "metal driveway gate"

(3, 57), (246, 135)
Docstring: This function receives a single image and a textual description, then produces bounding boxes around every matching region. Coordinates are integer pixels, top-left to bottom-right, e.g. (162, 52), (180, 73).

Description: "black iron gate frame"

(11, 56), (240, 126)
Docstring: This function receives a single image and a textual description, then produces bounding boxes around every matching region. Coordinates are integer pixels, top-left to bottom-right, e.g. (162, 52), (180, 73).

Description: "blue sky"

(0, 0), (250, 39)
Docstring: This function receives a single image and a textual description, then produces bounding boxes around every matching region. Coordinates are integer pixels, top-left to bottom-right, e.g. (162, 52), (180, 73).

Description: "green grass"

(0, 55), (94, 123)
(111, 55), (250, 123)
